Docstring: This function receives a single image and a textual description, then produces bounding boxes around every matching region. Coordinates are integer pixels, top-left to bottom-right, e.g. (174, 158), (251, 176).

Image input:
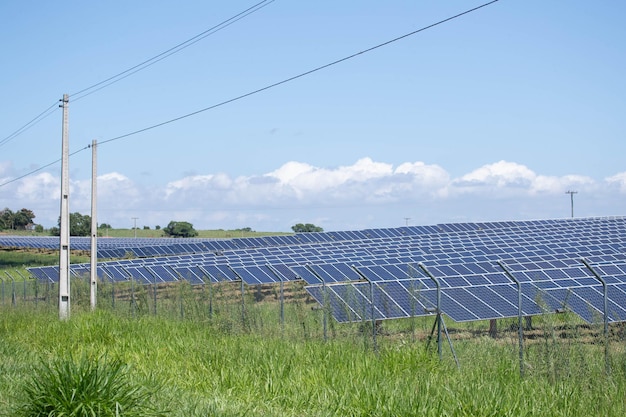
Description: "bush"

(18, 354), (164, 417)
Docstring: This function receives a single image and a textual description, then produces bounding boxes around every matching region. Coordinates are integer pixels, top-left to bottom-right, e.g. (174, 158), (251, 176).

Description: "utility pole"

(404, 217), (411, 226)
(565, 190), (578, 218)
(90, 140), (98, 310)
(132, 217), (139, 238)
(59, 94), (70, 320)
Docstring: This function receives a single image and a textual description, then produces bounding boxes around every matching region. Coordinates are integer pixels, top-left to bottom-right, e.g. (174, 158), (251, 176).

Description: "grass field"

(2, 238), (626, 415)
(1, 293), (626, 416)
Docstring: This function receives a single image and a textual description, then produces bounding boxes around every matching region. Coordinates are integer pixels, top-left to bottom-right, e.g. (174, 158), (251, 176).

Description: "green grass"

(1, 302), (626, 416)
(18, 353), (163, 417)
(0, 249), (90, 280)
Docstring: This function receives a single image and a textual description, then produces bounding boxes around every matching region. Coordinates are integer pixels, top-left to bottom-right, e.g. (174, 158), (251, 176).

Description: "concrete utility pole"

(566, 190), (578, 218)
(132, 217), (139, 238)
(404, 217), (411, 227)
(90, 140), (98, 310)
(59, 94), (70, 320)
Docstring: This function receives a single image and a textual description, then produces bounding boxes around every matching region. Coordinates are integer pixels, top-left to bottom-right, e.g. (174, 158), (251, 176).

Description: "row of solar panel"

(27, 254), (626, 326)
(27, 216), (626, 287)
(6, 215), (624, 259)
(303, 258), (626, 324)
(24, 216), (626, 327)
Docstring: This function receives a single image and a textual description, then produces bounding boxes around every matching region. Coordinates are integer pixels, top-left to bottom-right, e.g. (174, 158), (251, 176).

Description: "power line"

(0, 101), (59, 148)
(0, 0), (500, 189)
(0, 0), (275, 145)
(99, 0), (500, 147)
(0, 145), (91, 188)
(71, 0), (275, 102)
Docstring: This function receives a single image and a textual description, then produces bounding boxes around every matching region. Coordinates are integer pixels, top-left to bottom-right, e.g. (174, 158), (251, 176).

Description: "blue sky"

(1, 0), (625, 232)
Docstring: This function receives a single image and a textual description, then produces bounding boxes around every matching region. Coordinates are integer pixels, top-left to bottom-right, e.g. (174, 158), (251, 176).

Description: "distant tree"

(0, 207), (36, 230)
(34, 224), (44, 233)
(0, 208), (13, 230)
(13, 208), (36, 229)
(291, 223), (324, 233)
(155, 225), (161, 230)
(143, 226), (150, 230)
(51, 212), (91, 236)
(163, 221), (198, 238)
(99, 223), (112, 229)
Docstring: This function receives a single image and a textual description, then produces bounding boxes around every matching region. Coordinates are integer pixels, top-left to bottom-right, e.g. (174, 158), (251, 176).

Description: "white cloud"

(451, 161), (597, 198)
(16, 172), (59, 201)
(0, 161), (12, 177)
(265, 158), (393, 195)
(453, 160), (536, 188)
(2, 159), (625, 231)
(606, 172), (626, 193)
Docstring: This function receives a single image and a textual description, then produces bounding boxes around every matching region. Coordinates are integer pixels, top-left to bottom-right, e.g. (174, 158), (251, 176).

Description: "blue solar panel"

(21, 216), (626, 326)
(173, 266), (205, 285)
(232, 266), (277, 284)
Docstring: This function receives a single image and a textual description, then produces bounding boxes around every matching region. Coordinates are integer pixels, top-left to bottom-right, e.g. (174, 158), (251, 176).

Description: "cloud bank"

(1, 158), (625, 232)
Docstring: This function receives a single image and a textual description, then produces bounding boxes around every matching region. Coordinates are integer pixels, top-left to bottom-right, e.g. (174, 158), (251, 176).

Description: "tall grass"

(2, 303), (626, 416)
(19, 354), (164, 416)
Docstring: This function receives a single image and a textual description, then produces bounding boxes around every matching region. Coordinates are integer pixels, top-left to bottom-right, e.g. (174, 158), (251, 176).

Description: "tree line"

(49, 215), (200, 238)
(0, 208), (39, 231)
(1, 207), (324, 237)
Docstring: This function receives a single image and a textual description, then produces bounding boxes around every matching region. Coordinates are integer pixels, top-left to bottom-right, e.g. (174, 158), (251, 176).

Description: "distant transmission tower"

(565, 190), (578, 218)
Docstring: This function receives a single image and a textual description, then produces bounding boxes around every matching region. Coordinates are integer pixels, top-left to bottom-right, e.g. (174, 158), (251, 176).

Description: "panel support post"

(581, 258), (610, 374)
(90, 140), (98, 311)
(497, 260), (525, 378)
(418, 263), (459, 368)
(59, 94), (70, 320)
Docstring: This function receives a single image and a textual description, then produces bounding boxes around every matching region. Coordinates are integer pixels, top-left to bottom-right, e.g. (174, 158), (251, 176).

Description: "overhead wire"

(98, 0), (500, 147)
(0, 101), (59, 148)
(0, 145), (91, 188)
(0, 0), (499, 189)
(71, 0), (275, 102)
(0, 0), (274, 146)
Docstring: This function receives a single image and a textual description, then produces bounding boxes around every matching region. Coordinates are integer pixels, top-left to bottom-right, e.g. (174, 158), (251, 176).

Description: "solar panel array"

(0, 226), (426, 259)
(0, 236), (241, 259)
(24, 216), (626, 325)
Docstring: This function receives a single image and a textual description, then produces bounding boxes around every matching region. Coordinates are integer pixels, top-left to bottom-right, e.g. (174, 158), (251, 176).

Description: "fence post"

(305, 265), (328, 342)
(120, 267), (135, 318)
(351, 265), (378, 354)
(498, 260), (525, 378)
(196, 266), (213, 320)
(265, 265), (286, 333)
(145, 267), (159, 316)
(581, 258), (610, 374)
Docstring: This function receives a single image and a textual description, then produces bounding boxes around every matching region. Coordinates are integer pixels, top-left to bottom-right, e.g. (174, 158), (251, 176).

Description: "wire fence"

(3, 275), (626, 379)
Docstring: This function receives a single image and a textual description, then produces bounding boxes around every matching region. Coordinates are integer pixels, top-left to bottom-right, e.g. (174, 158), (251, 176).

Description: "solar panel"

(20, 216), (626, 327)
